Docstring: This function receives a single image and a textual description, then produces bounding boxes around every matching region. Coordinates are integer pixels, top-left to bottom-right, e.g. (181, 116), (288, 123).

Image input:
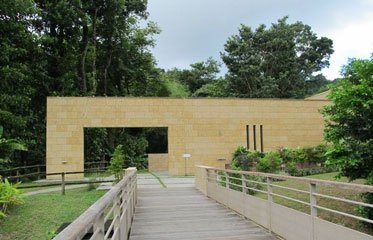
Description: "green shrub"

(231, 146), (262, 171)
(277, 147), (297, 164)
(108, 145), (125, 182)
(243, 175), (265, 195)
(0, 177), (24, 218)
(286, 161), (298, 176)
(278, 144), (328, 166)
(256, 152), (282, 173)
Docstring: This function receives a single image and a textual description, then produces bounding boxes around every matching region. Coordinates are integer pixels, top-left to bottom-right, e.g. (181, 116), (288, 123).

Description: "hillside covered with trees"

(0, 0), (339, 169)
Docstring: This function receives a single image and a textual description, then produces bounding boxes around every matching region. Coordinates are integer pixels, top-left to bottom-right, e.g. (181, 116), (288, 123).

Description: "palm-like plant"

(0, 126), (27, 165)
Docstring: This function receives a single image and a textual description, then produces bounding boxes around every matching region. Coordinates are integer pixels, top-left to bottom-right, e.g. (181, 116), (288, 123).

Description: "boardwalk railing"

(195, 165), (373, 240)
(54, 167), (137, 240)
(0, 161), (109, 182)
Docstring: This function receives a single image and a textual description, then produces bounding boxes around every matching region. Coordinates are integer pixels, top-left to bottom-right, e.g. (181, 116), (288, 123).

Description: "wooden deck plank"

(129, 187), (277, 240)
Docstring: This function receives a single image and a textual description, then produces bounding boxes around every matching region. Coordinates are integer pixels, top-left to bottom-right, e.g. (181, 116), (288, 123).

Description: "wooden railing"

(53, 167), (137, 240)
(0, 161), (109, 182)
(195, 165), (373, 240)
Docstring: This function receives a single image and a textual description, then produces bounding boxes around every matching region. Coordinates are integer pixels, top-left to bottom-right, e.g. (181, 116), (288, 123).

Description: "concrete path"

(129, 187), (277, 240)
(137, 172), (195, 188)
(24, 184), (89, 196)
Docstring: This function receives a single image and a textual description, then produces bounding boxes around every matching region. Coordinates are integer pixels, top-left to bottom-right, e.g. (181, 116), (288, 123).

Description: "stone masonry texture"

(46, 97), (329, 178)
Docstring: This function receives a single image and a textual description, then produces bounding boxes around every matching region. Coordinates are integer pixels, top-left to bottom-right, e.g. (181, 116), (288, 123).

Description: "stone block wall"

(46, 97), (329, 178)
(148, 154), (168, 172)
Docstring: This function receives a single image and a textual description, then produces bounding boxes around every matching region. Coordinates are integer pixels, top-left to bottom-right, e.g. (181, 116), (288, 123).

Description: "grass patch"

(249, 172), (372, 235)
(0, 188), (106, 240)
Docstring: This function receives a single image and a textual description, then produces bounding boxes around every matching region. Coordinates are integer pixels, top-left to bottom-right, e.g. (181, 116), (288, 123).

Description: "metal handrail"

(198, 165), (373, 235)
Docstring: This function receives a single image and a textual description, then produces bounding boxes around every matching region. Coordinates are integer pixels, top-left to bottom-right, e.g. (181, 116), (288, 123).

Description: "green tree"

(0, 126), (27, 169)
(0, 0), (162, 168)
(221, 17), (334, 98)
(108, 144), (125, 182)
(167, 58), (221, 94)
(305, 74), (331, 96)
(322, 58), (373, 180)
(192, 78), (230, 97)
(0, 0), (44, 166)
(322, 58), (373, 222)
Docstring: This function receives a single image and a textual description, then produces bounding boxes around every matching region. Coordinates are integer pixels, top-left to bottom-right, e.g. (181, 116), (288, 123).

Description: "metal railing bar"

(270, 192), (310, 206)
(315, 205), (373, 224)
(270, 184), (310, 194)
(205, 167), (373, 193)
(243, 178), (267, 186)
(313, 192), (373, 208)
(243, 186), (268, 195)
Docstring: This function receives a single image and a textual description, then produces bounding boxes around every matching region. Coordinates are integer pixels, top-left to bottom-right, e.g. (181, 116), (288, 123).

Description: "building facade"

(46, 97), (329, 178)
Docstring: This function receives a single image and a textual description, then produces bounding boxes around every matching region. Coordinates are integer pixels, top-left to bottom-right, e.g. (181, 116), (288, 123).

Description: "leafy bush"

(243, 175), (265, 195)
(277, 147), (296, 164)
(286, 161), (298, 176)
(0, 177), (24, 218)
(286, 165), (337, 177)
(231, 146), (262, 171)
(256, 152), (282, 173)
(108, 145), (125, 182)
(277, 144), (327, 166)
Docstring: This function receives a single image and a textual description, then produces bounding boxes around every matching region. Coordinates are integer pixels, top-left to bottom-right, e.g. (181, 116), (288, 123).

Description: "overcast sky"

(146, 0), (373, 80)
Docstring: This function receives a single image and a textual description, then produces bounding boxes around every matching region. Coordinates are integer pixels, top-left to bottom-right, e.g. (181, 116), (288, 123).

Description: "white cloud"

(321, 13), (373, 79)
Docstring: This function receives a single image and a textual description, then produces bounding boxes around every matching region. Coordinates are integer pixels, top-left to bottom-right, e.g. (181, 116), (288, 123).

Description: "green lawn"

(0, 188), (106, 240)
(251, 172), (372, 235)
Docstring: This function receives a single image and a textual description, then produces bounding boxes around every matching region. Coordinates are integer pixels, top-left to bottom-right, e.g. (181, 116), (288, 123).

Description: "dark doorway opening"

(83, 127), (168, 170)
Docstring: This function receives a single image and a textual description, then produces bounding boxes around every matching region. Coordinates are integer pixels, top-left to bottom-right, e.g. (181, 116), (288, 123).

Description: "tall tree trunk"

(78, 25), (89, 94)
(104, 47), (113, 95)
(91, 7), (98, 94)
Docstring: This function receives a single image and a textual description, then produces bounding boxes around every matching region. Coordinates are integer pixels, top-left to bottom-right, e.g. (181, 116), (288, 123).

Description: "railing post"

(113, 194), (121, 240)
(224, 172), (229, 189)
(93, 212), (105, 240)
(241, 174), (246, 194)
(267, 176), (273, 232)
(310, 183), (317, 240)
(61, 172), (66, 195)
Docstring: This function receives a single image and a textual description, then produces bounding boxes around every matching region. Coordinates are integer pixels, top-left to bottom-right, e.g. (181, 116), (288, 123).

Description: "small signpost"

(182, 153), (191, 176)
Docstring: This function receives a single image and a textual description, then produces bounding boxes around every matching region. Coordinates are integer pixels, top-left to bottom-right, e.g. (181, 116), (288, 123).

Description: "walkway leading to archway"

(129, 186), (277, 240)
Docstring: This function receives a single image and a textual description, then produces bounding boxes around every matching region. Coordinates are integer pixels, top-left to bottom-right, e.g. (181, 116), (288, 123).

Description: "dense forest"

(0, 1), (335, 168)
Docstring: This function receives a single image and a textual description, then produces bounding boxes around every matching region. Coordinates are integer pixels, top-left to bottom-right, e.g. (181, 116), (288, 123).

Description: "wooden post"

(61, 172), (66, 195)
(267, 177), (273, 232)
(113, 195), (121, 240)
(37, 166), (41, 180)
(310, 183), (317, 240)
(93, 212), (105, 240)
(16, 170), (20, 182)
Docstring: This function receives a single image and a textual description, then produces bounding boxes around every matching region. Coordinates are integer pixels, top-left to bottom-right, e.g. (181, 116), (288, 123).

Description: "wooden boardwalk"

(129, 187), (277, 240)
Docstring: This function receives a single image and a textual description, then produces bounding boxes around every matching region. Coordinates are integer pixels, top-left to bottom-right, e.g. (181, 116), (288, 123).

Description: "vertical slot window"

(253, 125), (257, 151)
(260, 125), (264, 153)
(246, 125), (250, 149)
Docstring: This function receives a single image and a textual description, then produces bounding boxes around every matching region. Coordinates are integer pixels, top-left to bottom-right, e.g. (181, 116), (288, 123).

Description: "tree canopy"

(0, 5), (336, 169)
(322, 58), (373, 181)
(221, 17), (334, 98)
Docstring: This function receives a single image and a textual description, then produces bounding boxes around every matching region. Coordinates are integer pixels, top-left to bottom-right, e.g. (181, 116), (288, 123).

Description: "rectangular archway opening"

(84, 127), (168, 172)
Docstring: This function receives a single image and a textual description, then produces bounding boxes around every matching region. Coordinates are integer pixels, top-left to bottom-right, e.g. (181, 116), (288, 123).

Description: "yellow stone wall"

(46, 97), (329, 178)
(148, 154), (169, 172)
